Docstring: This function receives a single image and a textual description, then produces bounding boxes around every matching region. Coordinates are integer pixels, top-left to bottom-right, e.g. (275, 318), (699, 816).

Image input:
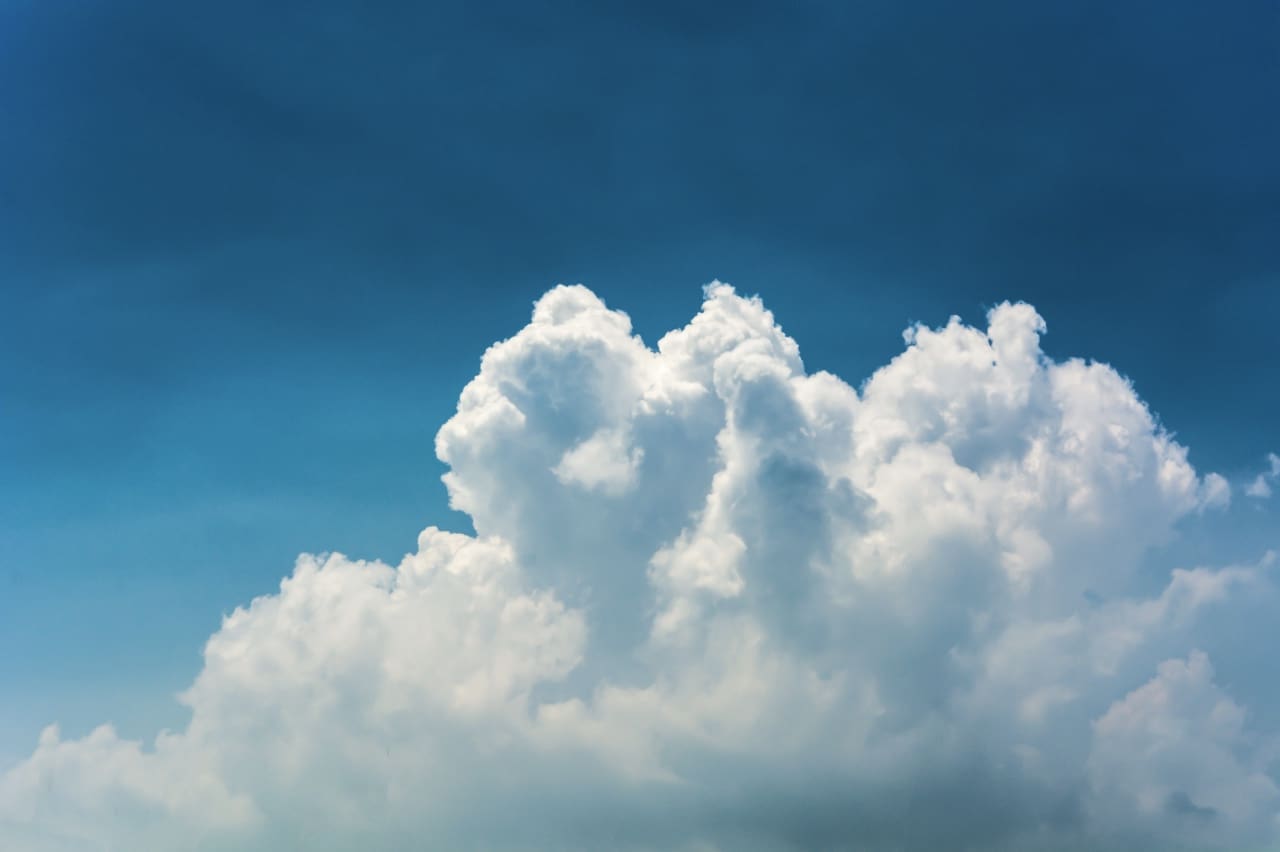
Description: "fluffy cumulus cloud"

(3, 284), (1277, 851)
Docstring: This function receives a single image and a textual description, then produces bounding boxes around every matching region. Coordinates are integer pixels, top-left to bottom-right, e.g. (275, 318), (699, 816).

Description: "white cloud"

(1245, 452), (1280, 499)
(2, 283), (1274, 851)
(1248, 476), (1274, 499)
(553, 427), (645, 495)
(1088, 651), (1280, 847)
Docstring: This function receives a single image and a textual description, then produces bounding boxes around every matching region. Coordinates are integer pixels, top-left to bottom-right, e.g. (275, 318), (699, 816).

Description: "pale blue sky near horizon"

(1, 0), (1278, 765)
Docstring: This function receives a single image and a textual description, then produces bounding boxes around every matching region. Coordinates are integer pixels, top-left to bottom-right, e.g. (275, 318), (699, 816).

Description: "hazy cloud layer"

(3, 285), (1276, 850)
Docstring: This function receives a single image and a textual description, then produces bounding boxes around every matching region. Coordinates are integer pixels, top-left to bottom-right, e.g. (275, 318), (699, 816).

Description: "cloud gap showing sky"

(2, 284), (1277, 851)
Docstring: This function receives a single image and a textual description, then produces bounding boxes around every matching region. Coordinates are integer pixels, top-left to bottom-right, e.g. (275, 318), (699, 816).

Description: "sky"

(1, 1), (1278, 849)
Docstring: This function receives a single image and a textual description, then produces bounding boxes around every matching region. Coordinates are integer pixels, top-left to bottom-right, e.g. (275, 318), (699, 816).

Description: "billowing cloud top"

(3, 284), (1275, 851)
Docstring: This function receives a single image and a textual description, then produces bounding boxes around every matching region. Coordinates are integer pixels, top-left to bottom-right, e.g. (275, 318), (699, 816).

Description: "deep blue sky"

(1, 0), (1277, 763)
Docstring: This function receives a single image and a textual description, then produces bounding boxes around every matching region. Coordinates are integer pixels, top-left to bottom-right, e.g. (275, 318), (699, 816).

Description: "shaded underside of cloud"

(3, 284), (1276, 851)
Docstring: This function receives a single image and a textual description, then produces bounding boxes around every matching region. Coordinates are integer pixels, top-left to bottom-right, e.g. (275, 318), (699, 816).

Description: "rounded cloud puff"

(3, 284), (1274, 851)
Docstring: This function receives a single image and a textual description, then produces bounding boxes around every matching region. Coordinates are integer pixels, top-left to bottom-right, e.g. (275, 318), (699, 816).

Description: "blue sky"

(1, 2), (1278, 848)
